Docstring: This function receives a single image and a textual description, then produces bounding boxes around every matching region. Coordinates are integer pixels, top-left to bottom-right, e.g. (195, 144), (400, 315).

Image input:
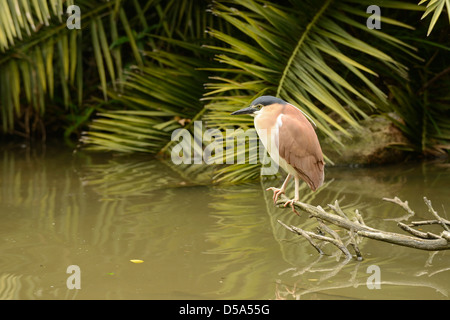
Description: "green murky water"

(0, 144), (449, 299)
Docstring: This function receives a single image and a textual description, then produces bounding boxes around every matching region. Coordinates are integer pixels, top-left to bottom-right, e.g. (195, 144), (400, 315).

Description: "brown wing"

(278, 105), (324, 191)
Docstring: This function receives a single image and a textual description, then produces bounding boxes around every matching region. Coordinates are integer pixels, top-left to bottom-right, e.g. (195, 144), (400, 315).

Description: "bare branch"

(328, 200), (349, 220)
(348, 228), (363, 260)
(317, 220), (352, 259)
(275, 194), (450, 259)
(277, 220), (323, 255)
(441, 231), (450, 241)
(354, 209), (367, 227)
(424, 197), (450, 232)
(397, 222), (441, 239)
(410, 220), (450, 227)
(383, 197), (415, 216)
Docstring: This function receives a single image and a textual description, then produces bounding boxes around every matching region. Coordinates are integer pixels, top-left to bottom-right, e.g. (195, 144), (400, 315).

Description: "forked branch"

(276, 195), (450, 259)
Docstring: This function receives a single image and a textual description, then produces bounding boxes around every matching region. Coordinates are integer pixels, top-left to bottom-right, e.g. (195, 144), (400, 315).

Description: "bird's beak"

(231, 106), (256, 115)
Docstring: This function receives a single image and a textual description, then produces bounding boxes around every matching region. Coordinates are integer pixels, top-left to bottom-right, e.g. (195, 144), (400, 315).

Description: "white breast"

(254, 113), (297, 176)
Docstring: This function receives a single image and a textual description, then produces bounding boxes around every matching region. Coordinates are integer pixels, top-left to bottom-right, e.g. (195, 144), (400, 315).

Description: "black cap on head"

(231, 95), (288, 115)
(250, 95), (287, 107)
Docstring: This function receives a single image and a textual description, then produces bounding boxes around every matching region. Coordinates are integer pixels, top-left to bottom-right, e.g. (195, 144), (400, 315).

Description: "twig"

(348, 228), (363, 260)
(424, 197), (450, 232)
(277, 219), (353, 258)
(317, 220), (352, 259)
(382, 197), (415, 222)
(441, 231), (450, 242)
(277, 220), (323, 255)
(397, 222), (441, 239)
(328, 200), (349, 220)
(409, 220), (450, 227)
(354, 209), (366, 227)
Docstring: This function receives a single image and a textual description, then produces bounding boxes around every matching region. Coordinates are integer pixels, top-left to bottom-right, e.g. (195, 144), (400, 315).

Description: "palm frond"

(0, 0), (146, 135)
(206, 0), (418, 136)
(419, 0), (450, 36)
(1, 0), (449, 186)
(202, 0), (420, 182)
(80, 0), (230, 153)
(81, 46), (211, 153)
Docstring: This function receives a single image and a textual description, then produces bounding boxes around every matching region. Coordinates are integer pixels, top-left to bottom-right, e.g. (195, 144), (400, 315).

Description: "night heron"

(231, 95), (325, 214)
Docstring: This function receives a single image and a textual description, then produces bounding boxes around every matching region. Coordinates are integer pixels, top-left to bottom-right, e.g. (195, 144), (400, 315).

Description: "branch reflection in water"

(0, 146), (449, 299)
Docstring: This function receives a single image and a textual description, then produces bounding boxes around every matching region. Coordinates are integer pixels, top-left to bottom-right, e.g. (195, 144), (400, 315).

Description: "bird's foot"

(266, 187), (285, 203)
(283, 199), (300, 216)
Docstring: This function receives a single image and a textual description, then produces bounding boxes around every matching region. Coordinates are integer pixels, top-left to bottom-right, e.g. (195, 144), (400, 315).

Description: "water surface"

(0, 145), (449, 299)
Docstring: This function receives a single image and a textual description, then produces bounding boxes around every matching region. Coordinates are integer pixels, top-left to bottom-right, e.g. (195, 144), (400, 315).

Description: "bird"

(231, 95), (325, 214)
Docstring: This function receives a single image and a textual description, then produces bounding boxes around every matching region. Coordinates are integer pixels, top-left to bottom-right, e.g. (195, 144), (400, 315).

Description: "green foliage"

(419, 0), (450, 36)
(382, 39), (450, 155)
(0, 0), (449, 183)
(80, 1), (220, 153)
(81, 48), (211, 153)
(0, 0), (152, 138)
(201, 0), (443, 182)
(203, 1), (411, 183)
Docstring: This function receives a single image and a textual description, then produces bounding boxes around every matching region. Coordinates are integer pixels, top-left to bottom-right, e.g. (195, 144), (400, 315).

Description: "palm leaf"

(81, 45), (211, 153)
(419, 0), (450, 36)
(0, 0), (146, 135)
(203, 0), (419, 182)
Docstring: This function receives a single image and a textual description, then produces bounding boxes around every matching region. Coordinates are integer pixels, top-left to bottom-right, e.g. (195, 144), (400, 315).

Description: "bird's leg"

(266, 174), (291, 204)
(283, 176), (300, 215)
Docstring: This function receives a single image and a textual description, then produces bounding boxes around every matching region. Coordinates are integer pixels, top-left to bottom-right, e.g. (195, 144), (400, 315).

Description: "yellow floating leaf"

(130, 259), (144, 264)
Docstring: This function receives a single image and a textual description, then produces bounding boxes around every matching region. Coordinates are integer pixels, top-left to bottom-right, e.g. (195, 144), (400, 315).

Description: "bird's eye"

(254, 104), (263, 110)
